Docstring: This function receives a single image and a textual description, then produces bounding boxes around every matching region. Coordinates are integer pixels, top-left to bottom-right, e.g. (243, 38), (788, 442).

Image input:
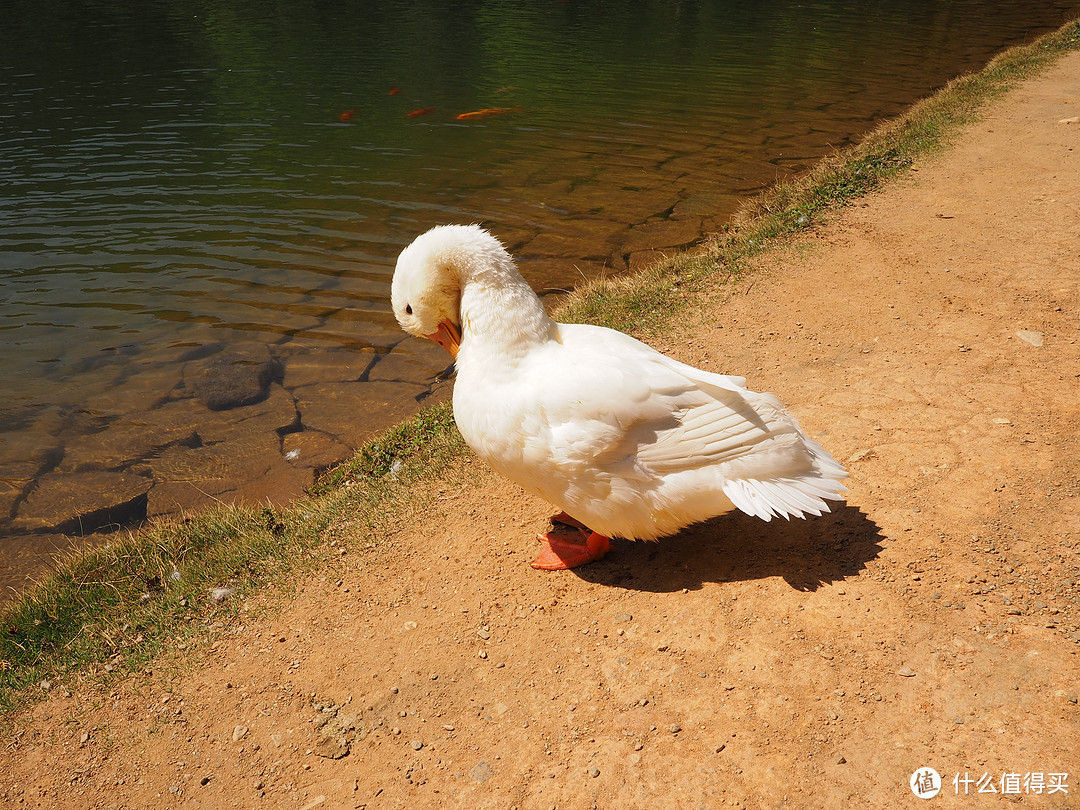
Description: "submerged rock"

(145, 430), (312, 518)
(57, 409), (201, 474)
(279, 346), (377, 389)
(622, 216), (704, 253)
(12, 470), (152, 534)
(281, 431), (352, 473)
(292, 380), (429, 449)
(185, 345), (278, 410)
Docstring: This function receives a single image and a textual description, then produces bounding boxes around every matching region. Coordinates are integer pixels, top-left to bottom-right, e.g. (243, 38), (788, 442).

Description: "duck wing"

(546, 323), (847, 522)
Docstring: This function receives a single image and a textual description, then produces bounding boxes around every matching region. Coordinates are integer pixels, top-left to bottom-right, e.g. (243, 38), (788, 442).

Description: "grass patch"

(1, 19), (1077, 721)
(555, 252), (719, 336)
(0, 505), (319, 714)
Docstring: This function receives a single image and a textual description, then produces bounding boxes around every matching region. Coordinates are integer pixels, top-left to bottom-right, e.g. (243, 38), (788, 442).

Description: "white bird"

(391, 224), (847, 570)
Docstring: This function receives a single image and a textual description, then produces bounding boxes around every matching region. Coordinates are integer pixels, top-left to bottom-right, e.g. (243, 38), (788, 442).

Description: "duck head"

(392, 224), (552, 360)
(391, 226), (472, 358)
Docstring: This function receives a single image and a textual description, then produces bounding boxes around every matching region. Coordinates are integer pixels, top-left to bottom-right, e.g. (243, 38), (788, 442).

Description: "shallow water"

(2, 0), (1079, 593)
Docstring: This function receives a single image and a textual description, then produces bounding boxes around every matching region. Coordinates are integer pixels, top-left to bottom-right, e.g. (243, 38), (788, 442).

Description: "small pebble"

(411, 740), (424, 751)
(232, 725), (249, 742)
(669, 723), (682, 734)
(898, 667), (916, 677)
(836, 754), (847, 765)
(589, 766), (600, 778)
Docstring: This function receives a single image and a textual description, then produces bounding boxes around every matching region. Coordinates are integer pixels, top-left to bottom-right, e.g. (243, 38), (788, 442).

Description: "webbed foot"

(530, 529), (611, 570)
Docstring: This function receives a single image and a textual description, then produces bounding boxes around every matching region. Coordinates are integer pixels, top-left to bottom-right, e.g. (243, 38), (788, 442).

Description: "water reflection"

(2, 0), (1079, 593)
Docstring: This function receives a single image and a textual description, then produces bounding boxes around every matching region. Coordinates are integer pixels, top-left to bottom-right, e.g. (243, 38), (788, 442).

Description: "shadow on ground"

(569, 505), (884, 594)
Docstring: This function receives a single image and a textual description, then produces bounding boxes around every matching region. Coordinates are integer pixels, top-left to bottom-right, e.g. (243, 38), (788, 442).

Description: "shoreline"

(1, 19), (1079, 806)
(5, 13), (1079, 600)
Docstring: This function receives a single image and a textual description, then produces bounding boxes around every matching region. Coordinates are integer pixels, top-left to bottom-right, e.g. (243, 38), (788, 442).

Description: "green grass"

(1, 18), (1077, 723)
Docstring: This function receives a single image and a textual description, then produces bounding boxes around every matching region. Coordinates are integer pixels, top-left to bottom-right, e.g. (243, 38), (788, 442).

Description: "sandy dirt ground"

(3, 51), (1079, 810)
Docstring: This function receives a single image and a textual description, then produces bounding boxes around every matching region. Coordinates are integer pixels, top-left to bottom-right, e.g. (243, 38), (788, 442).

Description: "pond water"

(2, 0), (1079, 593)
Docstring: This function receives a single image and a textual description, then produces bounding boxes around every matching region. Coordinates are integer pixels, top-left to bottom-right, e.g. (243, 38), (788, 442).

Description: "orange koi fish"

(338, 108), (359, 122)
(455, 106), (520, 120)
(389, 86), (401, 95)
(406, 107), (435, 117)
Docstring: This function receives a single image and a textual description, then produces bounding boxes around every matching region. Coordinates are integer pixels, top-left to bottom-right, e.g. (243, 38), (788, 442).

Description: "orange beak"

(425, 319), (462, 359)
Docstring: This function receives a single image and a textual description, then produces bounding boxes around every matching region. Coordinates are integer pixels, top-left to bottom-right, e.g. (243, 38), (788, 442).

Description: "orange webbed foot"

(530, 528), (611, 570)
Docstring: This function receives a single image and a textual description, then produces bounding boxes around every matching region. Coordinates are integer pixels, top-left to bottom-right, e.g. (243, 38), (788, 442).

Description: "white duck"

(391, 224), (847, 570)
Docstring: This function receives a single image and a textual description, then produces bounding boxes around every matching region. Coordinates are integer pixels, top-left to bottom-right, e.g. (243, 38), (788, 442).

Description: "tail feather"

(722, 473), (847, 522)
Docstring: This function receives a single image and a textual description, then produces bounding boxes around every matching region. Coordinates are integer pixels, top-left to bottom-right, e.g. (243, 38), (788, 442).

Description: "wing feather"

(485, 321), (846, 528)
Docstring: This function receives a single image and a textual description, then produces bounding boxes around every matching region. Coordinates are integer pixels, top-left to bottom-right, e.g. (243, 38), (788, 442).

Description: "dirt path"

(4, 52), (1079, 810)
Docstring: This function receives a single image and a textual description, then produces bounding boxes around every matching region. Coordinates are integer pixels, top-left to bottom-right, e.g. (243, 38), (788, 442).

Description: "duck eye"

(405, 304), (413, 315)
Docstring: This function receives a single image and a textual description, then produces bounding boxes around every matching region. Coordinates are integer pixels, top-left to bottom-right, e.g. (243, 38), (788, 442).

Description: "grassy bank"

(2, 19), (1077, 723)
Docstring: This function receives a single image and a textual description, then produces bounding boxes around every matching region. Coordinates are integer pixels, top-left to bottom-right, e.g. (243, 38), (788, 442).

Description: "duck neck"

(457, 254), (554, 358)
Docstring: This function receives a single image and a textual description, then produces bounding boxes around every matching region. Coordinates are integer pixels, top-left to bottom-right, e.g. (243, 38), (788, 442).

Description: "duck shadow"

(569, 505), (884, 593)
